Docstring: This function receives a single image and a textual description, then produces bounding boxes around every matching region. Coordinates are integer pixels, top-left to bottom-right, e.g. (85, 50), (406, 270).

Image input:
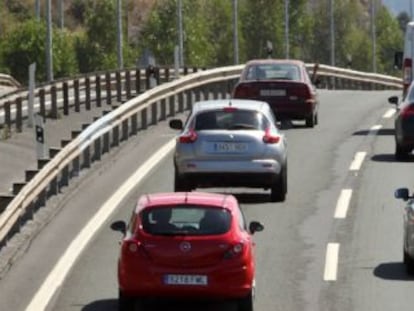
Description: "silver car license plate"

(214, 142), (247, 153)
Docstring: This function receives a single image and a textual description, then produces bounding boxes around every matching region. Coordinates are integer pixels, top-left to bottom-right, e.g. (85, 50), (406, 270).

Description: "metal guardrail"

(0, 63), (403, 248)
(0, 73), (21, 89)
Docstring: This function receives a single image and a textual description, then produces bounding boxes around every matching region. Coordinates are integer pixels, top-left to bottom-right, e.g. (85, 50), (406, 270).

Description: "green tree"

(1, 18), (77, 84)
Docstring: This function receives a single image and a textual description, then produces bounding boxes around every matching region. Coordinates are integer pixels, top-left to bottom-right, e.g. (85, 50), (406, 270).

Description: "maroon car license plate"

(163, 274), (208, 286)
(260, 89), (286, 96)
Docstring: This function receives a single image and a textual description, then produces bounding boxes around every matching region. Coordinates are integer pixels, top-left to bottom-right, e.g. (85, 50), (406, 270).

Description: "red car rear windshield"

(140, 205), (231, 236)
(195, 110), (269, 131)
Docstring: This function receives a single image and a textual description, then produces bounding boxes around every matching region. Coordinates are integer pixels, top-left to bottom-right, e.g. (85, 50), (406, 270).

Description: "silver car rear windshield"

(195, 110), (269, 131)
(141, 206), (231, 236)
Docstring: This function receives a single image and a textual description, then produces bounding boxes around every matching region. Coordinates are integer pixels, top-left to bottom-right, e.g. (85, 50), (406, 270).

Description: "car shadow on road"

(371, 154), (414, 163)
(373, 262), (414, 281)
(231, 192), (271, 204)
(352, 128), (394, 136)
(82, 299), (237, 311)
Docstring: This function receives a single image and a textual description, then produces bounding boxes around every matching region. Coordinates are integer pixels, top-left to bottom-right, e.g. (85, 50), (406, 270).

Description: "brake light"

(403, 58), (412, 96)
(179, 129), (197, 143)
(123, 240), (150, 259)
(233, 84), (257, 98)
(289, 84), (312, 101)
(263, 128), (280, 144)
(224, 242), (244, 259)
(401, 104), (414, 118)
(223, 106), (237, 112)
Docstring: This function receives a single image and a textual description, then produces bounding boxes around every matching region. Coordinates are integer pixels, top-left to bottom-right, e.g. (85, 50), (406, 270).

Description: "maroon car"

(232, 59), (320, 127)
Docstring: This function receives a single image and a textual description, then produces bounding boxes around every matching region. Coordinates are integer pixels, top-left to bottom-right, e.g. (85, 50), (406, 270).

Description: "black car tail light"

(401, 105), (414, 119)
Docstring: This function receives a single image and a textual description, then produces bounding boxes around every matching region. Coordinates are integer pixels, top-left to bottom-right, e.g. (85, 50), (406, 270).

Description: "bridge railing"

(0, 63), (402, 248)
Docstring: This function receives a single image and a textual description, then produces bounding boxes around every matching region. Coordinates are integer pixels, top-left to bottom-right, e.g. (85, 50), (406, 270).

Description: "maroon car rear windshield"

(140, 206), (231, 236)
(245, 64), (300, 81)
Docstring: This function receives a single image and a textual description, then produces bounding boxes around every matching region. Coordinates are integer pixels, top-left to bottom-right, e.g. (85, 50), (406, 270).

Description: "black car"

(388, 87), (414, 159)
(394, 187), (414, 274)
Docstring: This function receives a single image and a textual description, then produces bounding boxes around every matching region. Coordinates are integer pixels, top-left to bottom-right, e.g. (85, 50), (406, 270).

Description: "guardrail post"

(183, 67), (188, 75)
(131, 113), (138, 135)
(85, 76), (91, 110)
(164, 67), (170, 83)
(63, 82), (69, 115)
(186, 90), (192, 110)
(60, 140), (71, 187)
(39, 89), (46, 118)
(106, 72), (112, 105)
(213, 83), (219, 99)
(195, 87), (201, 102)
(25, 170), (38, 182)
(3, 101), (11, 133)
(50, 86), (58, 119)
(178, 92), (184, 113)
(93, 135), (102, 161)
(81, 124), (91, 168)
(125, 70), (131, 99)
(0, 195), (14, 215)
(96, 75), (101, 107)
(71, 131), (81, 176)
(151, 102), (158, 125)
(121, 119), (129, 141)
(102, 111), (111, 153)
(141, 108), (148, 130)
(116, 71), (122, 103)
(74, 79), (80, 112)
(135, 68), (141, 95)
(112, 125), (119, 147)
(15, 97), (23, 132)
(12, 183), (26, 195)
(169, 95), (175, 117)
(160, 98), (167, 120)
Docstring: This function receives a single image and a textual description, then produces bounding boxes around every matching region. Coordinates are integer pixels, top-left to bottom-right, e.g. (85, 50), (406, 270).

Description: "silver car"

(169, 99), (288, 202)
(395, 187), (414, 274)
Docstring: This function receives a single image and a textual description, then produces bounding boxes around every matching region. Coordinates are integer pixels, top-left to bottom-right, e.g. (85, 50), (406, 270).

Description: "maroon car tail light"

(179, 128), (198, 143)
(223, 106), (238, 112)
(289, 84), (312, 101)
(401, 105), (414, 119)
(233, 84), (257, 98)
(224, 242), (245, 259)
(263, 128), (280, 144)
(403, 58), (412, 96)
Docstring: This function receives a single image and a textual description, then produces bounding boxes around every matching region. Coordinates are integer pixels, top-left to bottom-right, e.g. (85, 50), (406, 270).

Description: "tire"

(174, 169), (192, 192)
(238, 290), (254, 311)
(119, 290), (135, 311)
(270, 165), (287, 202)
(404, 249), (414, 275)
(395, 143), (410, 160)
(305, 114), (315, 128)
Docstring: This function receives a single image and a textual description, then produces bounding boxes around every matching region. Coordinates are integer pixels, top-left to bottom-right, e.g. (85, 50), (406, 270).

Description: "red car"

(233, 59), (320, 127)
(112, 191), (264, 311)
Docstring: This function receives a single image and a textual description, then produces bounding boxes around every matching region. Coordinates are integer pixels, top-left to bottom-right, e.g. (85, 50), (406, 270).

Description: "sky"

(382, 0), (411, 16)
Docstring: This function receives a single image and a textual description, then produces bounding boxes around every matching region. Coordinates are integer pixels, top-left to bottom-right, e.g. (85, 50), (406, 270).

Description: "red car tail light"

(223, 106), (238, 112)
(223, 242), (245, 259)
(401, 105), (414, 119)
(123, 240), (150, 259)
(178, 129), (198, 143)
(263, 128), (280, 144)
(233, 84), (257, 98)
(289, 84), (312, 101)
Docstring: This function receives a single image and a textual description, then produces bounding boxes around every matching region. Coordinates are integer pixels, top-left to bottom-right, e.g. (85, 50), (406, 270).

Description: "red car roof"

(135, 192), (238, 212)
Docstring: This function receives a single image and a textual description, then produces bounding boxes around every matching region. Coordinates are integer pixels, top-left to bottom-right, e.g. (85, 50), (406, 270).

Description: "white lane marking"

(369, 124), (382, 134)
(334, 189), (353, 219)
(382, 108), (395, 119)
(324, 243), (340, 281)
(349, 151), (366, 171)
(25, 138), (176, 311)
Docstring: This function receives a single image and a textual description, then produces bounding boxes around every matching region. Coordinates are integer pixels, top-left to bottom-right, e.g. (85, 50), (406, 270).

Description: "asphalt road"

(0, 89), (413, 311)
